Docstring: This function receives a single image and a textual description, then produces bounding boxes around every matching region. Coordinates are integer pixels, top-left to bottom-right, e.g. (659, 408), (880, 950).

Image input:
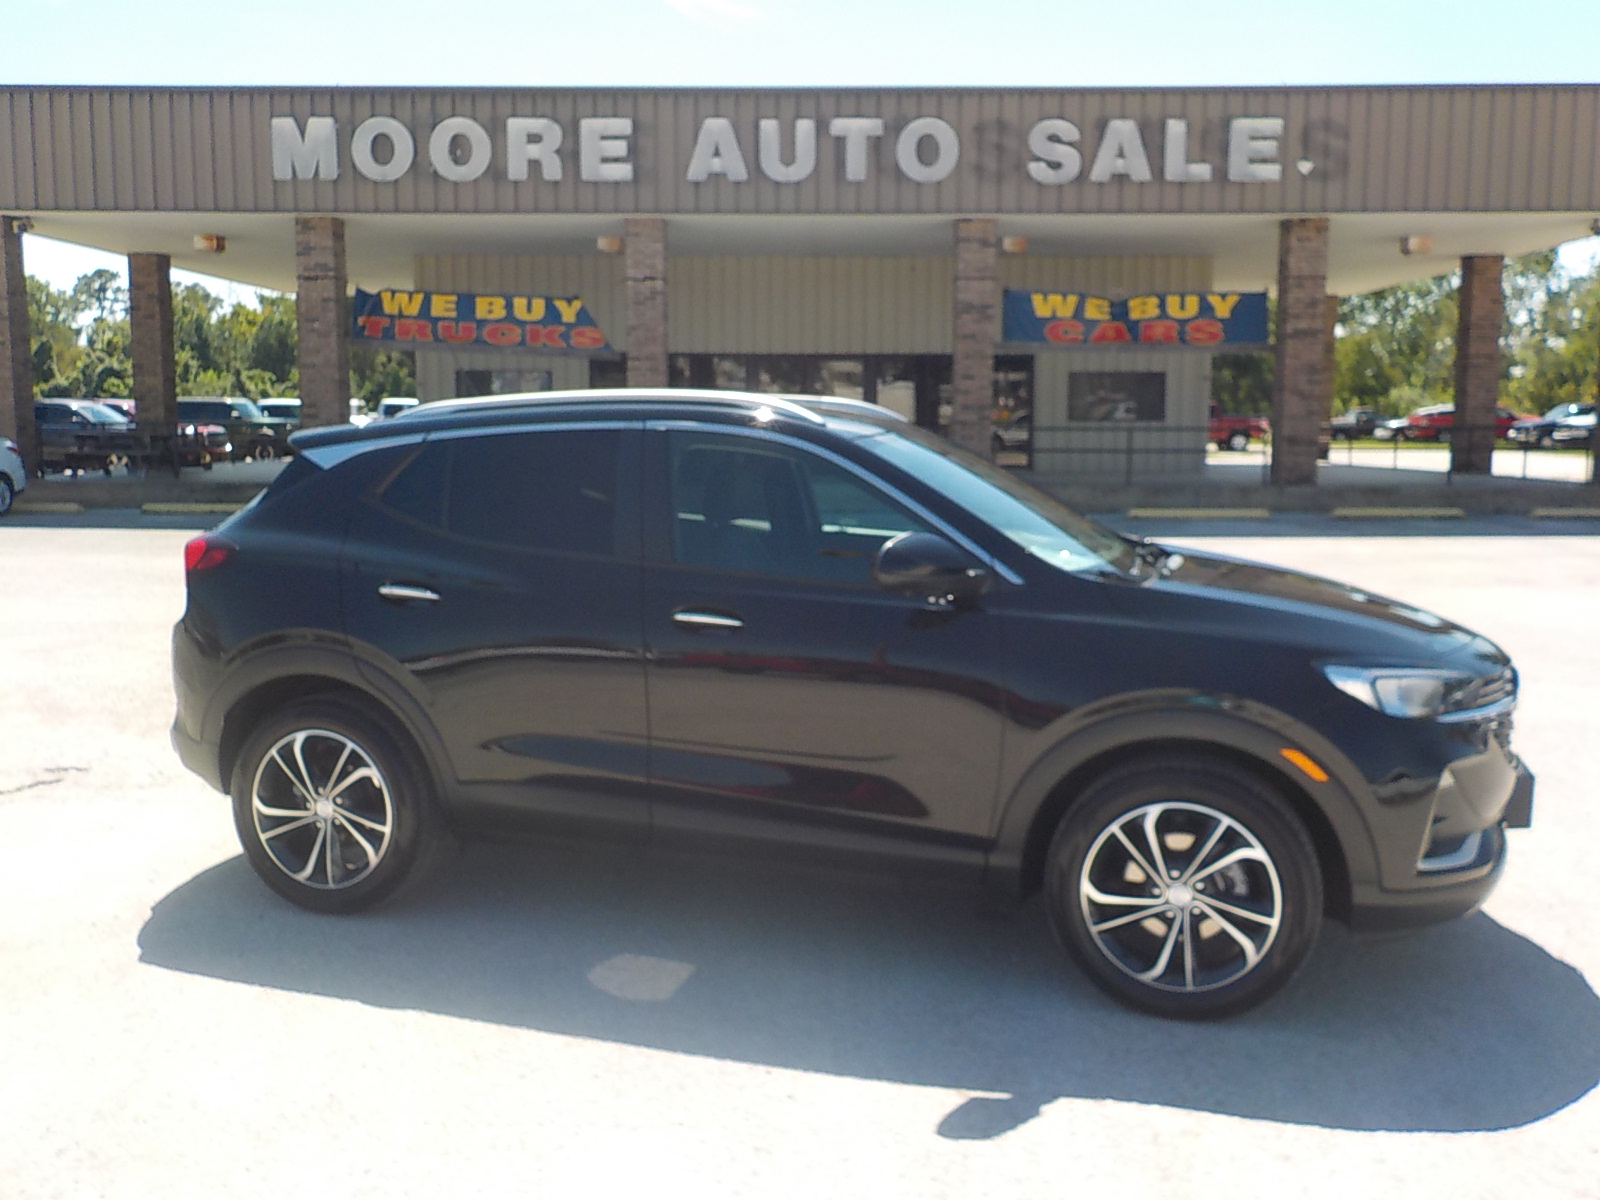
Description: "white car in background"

(375, 397), (420, 420)
(0, 435), (26, 515)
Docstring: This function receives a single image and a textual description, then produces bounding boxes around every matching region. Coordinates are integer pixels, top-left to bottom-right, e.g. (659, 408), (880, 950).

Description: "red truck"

(1209, 404), (1271, 451)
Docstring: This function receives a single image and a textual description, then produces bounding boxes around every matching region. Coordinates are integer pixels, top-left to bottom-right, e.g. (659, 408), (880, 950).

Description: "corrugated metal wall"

(1031, 348), (1214, 481)
(999, 255), (1213, 294)
(5, 86), (1598, 215)
(669, 256), (951, 352)
(414, 348), (592, 401)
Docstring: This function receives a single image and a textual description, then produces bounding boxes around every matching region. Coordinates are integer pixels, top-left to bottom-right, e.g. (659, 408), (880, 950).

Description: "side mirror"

(873, 532), (991, 606)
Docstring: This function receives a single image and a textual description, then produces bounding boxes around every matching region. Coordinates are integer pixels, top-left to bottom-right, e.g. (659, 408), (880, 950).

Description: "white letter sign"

(580, 118), (635, 183)
(686, 117), (750, 183)
(1227, 117), (1284, 182)
(271, 116), (339, 181)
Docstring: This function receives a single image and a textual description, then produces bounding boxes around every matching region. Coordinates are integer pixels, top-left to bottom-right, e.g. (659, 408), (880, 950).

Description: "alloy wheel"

(250, 728), (395, 889)
(1078, 800), (1284, 994)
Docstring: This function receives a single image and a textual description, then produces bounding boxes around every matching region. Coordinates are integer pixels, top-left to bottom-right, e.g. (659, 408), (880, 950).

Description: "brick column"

(129, 253), (177, 429)
(950, 218), (999, 458)
(0, 217), (34, 472)
(1451, 255), (1504, 476)
(625, 217), (667, 388)
(295, 216), (350, 430)
(1270, 218), (1332, 486)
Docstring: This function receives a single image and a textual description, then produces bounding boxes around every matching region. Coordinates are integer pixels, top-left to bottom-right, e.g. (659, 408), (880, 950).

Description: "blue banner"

(1002, 290), (1269, 347)
(351, 288), (610, 351)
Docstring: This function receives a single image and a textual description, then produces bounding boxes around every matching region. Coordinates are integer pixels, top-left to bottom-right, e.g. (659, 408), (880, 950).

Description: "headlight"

(1322, 665), (1472, 719)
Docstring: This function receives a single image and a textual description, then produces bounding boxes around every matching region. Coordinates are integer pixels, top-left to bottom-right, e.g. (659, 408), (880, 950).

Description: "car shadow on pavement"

(138, 836), (1600, 1139)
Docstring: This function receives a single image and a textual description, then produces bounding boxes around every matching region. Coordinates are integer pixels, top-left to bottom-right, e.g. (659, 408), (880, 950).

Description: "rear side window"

(378, 428), (624, 557)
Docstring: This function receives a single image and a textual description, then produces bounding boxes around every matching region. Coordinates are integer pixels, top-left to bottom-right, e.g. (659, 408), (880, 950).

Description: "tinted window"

(378, 443), (449, 530)
(668, 431), (929, 584)
(380, 429), (623, 557)
(179, 401), (231, 423)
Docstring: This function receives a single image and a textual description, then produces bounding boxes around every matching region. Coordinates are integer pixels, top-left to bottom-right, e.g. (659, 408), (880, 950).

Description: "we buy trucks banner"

(351, 288), (610, 351)
(1002, 290), (1269, 347)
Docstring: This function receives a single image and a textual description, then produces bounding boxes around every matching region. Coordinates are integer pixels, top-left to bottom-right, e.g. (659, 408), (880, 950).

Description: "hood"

(1140, 546), (1494, 662)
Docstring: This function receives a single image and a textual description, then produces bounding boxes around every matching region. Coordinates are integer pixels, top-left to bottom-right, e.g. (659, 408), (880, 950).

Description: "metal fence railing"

(1321, 421), (1598, 484)
(1011, 421), (1598, 486)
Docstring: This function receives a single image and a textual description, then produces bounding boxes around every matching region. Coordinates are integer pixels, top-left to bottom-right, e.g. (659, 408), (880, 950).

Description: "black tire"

(0, 475), (13, 515)
(230, 697), (441, 913)
(1045, 754), (1322, 1019)
(251, 441), (279, 462)
(1226, 431), (1250, 452)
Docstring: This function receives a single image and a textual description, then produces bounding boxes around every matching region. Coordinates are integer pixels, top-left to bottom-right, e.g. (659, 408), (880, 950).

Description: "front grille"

(1447, 667), (1515, 714)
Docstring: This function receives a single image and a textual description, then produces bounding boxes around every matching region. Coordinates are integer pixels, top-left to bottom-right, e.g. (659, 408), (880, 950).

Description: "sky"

(14, 0), (1600, 297)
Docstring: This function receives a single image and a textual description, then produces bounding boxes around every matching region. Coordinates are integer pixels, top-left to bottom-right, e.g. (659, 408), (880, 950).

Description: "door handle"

(378, 583), (441, 604)
(672, 609), (744, 631)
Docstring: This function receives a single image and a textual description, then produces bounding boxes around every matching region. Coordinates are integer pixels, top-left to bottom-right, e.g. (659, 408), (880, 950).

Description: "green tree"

(350, 345), (415, 404)
(1211, 352), (1273, 415)
(1503, 257), (1599, 416)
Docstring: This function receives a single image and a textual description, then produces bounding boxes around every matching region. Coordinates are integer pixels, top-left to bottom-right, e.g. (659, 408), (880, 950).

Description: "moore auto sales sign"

(270, 111), (1308, 189)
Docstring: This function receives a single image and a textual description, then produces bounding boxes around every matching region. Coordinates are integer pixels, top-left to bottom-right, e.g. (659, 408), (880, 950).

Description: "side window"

(667, 432), (930, 584)
(380, 429), (624, 556)
(377, 443), (449, 530)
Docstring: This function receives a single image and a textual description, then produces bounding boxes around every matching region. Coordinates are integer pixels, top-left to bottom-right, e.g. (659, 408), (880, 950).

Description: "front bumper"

(1348, 761), (1533, 932)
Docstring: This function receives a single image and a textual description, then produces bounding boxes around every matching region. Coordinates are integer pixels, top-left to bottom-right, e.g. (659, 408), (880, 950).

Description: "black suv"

(175, 397), (294, 462)
(172, 390), (1533, 1018)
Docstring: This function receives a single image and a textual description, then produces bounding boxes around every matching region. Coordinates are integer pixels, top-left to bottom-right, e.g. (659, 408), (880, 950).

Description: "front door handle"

(672, 609), (744, 631)
(378, 583), (441, 604)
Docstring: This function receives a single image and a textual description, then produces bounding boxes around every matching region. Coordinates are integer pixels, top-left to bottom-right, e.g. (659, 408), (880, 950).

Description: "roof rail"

(775, 394), (908, 423)
(391, 388), (826, 425)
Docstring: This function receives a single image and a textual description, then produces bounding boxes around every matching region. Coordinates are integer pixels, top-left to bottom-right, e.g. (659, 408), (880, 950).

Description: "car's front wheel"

(1045, 755), (1322, 1019)
(231, 698), (439, 913)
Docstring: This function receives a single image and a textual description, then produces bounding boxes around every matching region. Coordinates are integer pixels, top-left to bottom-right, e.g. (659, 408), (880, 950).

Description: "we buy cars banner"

(351, 288), (610, 351)
(1003, 290), (1269, 347)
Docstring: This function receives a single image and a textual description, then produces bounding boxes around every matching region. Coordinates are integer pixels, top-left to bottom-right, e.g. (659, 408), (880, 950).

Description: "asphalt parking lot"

(2, 512), (1597, 1199)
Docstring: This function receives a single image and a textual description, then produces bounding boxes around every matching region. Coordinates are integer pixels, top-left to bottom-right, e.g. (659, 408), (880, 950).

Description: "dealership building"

(1, 84), (1598, 484)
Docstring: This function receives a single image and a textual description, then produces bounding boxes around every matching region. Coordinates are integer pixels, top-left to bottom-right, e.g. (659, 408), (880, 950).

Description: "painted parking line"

(1124, 507), (1273, 519)
(11, 500), (85, 514)
(140, 502), (244, 514)
(1330, 506), (1466, 519)
(1529, 507), (1600, 518)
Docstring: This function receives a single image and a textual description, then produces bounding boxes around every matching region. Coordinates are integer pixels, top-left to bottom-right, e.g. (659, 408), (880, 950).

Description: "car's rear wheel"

(1226, 432), (1250, 452)
(1045, 755), (1322, 1019)
(251, 441), (279, 462)
(0, 475), (13, 515)
(231, 698), (439, 913)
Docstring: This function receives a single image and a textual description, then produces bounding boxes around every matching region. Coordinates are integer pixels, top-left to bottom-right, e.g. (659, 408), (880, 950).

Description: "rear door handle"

(378, 583), (441, 604)
(672, 609), (743, 631)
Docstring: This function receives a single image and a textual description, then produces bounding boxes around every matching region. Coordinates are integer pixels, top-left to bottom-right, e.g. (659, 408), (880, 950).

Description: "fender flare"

(202, 637), (452, 804)
(983, 694), (1382, 911)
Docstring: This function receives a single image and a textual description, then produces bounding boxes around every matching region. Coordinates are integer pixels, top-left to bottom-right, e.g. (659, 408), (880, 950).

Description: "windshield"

(81, 402), (133, 424)
(859, 424), (1134, 573)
